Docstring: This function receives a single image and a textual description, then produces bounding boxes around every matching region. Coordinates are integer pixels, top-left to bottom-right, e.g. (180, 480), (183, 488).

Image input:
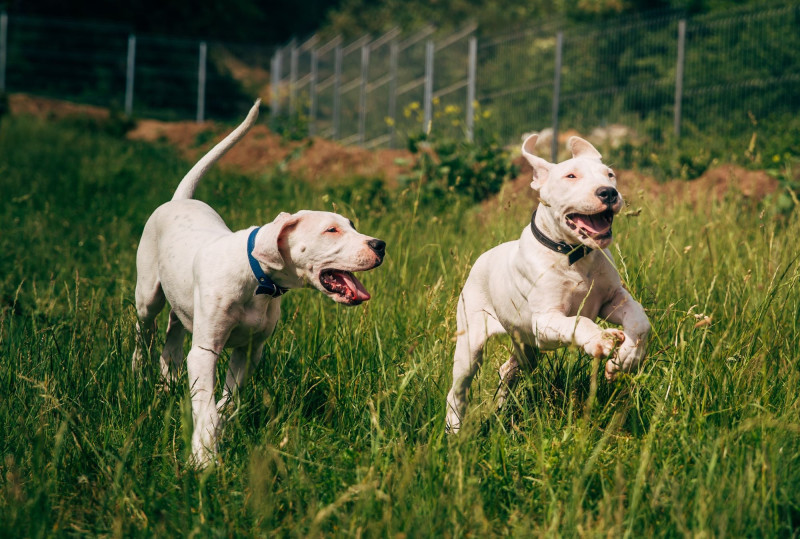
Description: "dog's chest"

(557, 271), (608, 317)
(225, 299), (279, 347)
(245, 296), (281, 329)
(240, 305), (269, 329)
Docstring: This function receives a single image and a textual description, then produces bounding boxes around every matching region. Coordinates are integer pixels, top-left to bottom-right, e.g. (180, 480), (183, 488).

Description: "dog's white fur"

(445, 134), (650, 432)
(133, 101), (385, 465)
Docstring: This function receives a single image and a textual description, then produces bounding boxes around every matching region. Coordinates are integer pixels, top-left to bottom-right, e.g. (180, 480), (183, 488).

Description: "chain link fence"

(270, 4), (800, 162)
(1, 6), (799, 162)
(0, 14), (272, 121)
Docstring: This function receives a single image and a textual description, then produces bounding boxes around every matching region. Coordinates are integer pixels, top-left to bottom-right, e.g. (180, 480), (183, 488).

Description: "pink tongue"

(338, 272), (371, 301)
(572, 214), (610, 235)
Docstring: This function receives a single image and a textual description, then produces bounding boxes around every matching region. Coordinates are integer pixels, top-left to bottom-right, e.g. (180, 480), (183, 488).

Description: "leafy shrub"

(402, 132), (518, 206)
(767, 155), (800, 216)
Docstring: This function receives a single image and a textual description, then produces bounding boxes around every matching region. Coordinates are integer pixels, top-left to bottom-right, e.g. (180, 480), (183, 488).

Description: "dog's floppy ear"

(521, 134), (552, 191)
(251, 212), (300, 271)
(567, 136), (602, 160)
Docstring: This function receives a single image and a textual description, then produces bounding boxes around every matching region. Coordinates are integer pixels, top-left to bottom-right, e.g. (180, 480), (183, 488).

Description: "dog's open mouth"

(566, 209), (614, 240)
(319, 270), (371, 305)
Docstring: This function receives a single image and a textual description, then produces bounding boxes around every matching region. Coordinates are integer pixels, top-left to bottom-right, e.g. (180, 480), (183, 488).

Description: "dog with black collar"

(445, 133), (650, 433)
(132, 101), (386, 465)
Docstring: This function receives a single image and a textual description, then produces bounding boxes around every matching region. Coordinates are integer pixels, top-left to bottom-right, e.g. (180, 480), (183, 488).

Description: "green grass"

(1, 114), (800, 536)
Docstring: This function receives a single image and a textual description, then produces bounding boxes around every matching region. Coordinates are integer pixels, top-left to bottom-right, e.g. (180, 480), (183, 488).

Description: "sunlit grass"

(1, 115), (799, 536)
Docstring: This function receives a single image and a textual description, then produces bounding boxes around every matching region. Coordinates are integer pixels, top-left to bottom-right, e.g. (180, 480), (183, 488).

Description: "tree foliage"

(3, 0), (789, 44)
(322, 0), (787, 37)
(3, 0), (343, 44)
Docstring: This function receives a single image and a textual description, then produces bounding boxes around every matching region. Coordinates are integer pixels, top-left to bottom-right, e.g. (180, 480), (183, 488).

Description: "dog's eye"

(608, 171), (615, 178)
(325, 227), (338, 233)
(566, 173), (577, 179)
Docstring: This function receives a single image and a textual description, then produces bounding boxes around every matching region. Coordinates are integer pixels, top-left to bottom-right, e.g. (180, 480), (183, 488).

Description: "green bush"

(401, 131), (518, 208)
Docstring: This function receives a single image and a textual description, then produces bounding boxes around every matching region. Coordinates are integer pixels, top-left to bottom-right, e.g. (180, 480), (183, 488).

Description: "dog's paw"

(585, 328), (625, 359)
(445, 416), (461, 434)
(605, 336), (646, 380)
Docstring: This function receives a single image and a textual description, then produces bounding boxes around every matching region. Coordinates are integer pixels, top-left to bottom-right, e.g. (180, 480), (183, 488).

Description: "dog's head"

(252, 210), (385, 305)
(522, 134), (623, 249)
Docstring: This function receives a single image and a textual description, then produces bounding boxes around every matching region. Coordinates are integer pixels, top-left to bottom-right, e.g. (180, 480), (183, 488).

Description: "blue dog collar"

(247, 227), (288, 297)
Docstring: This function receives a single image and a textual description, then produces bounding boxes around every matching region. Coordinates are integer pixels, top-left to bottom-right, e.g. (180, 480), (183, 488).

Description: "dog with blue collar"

(132, 101), (386, 466)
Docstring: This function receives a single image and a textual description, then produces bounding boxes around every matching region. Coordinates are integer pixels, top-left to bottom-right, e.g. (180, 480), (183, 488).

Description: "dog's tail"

(171, 99), (261, 201)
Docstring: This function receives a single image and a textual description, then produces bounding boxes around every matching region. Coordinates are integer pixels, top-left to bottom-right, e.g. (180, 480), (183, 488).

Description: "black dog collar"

(247, 227), (289, 297)
(530, 210), (592, 265)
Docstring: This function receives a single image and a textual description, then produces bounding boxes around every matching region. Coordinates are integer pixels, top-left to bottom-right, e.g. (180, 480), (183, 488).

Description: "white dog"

(445, 134), (650, 432)
(132, 101), (386, 465)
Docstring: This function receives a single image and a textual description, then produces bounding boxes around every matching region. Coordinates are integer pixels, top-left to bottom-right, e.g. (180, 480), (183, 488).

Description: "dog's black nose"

(368, 239), (386, 256)
(596, 186), (619, 205)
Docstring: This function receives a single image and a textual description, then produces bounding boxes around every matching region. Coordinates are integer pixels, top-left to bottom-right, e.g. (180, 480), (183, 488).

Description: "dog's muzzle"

(319, 238), (386, 306)
(566, 209), (614, 240)
(368, 238), (386, 260)
(595, 186), (619, 207)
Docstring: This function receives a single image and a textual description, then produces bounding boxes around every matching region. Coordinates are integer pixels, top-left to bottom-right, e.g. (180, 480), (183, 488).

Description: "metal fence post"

(309, 47), (318, 136)
(551, 32), (563, 162)
(289, 39), (298, 116)
(388, 39), (398, 147)
(333, 43), (342, 139)
(466, 35), (477, 142)
(0, 12), (8, 94)
(358, 43), (370, 145)
(124, 35), (136, 116)
(423, 39), (434, 133)
(674, 19), (687, 139)
(197, 41), (207, 123)
(271, 50), (282, 122)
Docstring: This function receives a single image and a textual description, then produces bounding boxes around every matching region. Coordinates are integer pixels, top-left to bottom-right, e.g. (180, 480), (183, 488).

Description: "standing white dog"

(445, 133), (650, 432)
(133, 101), (386, 465)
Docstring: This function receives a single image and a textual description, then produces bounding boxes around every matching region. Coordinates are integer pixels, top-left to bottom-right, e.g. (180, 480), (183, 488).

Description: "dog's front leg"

(187, 340), (224, 467)
(599, 288), (650, 380)
(531, 311), (625, 359)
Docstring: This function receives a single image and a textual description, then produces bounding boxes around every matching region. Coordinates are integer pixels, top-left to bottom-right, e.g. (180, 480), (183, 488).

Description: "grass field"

(1, 114), (799, 537)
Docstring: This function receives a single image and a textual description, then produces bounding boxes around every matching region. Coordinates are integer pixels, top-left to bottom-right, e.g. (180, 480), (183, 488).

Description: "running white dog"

(445, 134), (650, 432)
(132, 101), (386, 465)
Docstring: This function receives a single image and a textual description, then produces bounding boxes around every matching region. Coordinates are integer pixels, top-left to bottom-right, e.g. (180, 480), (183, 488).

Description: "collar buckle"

(530, 210), (592, 265)
(247, 227), (288, 298)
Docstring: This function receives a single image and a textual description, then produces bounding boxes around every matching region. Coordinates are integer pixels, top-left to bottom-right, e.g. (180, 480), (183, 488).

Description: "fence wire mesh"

(2, 6), (799, 161)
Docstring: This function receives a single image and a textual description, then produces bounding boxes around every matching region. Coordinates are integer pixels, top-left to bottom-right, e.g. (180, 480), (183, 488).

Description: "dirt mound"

(619, 165), (777, 206)
(128, 119), (292, 175)
(486, 155), (779, 214)
(9, 94), (779, 202)
(10, 94), (413, 184)
(128, 117), (413, 184)
(9, 93), (110, 120)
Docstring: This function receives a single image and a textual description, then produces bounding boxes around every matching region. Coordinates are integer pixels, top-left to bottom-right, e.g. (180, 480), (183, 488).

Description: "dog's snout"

(368, 239), (386, 256)
(595, 186), (619, 206)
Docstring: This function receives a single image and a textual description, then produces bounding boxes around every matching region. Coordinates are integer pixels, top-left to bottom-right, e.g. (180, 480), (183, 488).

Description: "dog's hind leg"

(217, 338), (266, 413)
(446, 293), (504, 433)
(159, 309), (186, 385)
(132, 279), (165, 371)
(494, 344), (539, 413)
(495, 356), (521, 413)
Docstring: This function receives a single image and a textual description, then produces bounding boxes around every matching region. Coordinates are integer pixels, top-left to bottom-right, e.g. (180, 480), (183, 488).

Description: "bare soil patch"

(9, 93), (110, 120)
(485, 155), (779, 215)
(127, 117), (414, 184)
(9, 94), (778, 203)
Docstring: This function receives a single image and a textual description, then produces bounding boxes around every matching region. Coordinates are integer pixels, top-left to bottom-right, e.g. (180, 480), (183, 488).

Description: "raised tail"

(171, 99), (261, 201)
